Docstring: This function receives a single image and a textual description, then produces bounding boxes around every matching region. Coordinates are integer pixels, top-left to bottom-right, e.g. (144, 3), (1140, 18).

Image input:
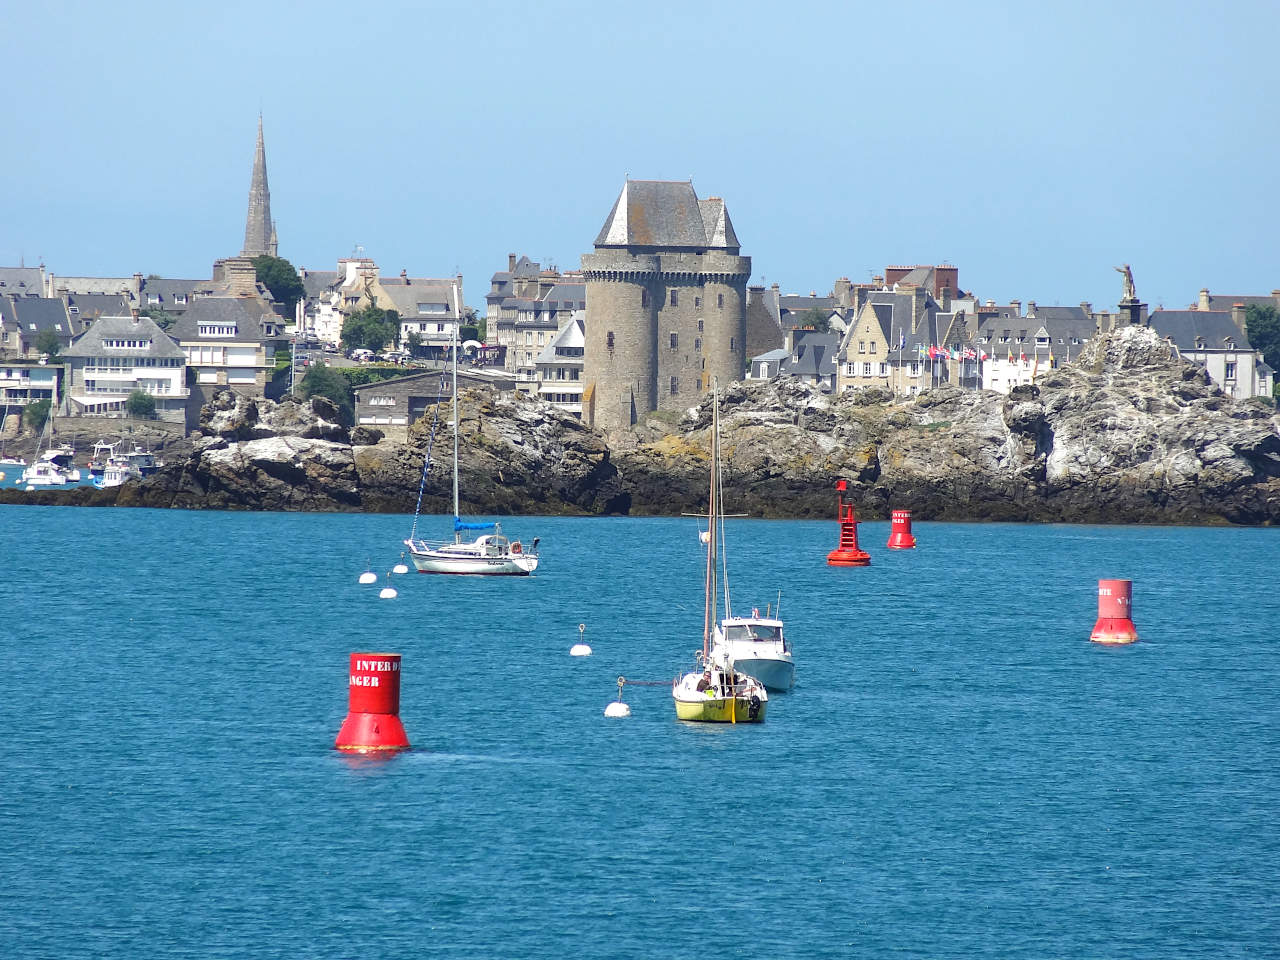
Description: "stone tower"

(582, 180), (750, 434)
(241, 116), (277, 258)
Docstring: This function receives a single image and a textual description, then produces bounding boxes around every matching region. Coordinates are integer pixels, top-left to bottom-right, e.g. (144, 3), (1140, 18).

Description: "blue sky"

(3, 0), (1276, 313)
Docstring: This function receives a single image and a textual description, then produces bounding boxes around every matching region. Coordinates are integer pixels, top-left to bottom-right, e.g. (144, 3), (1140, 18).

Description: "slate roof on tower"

(594, 180), (739, 251)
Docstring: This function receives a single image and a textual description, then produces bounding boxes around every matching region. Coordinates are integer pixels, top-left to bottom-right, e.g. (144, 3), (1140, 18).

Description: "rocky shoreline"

(5, 326), (1280, 524)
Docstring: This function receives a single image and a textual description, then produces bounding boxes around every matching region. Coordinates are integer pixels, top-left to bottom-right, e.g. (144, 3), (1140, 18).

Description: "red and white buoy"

(826, 480), (871, 567)
(886, 509), (917, 549)
(334, 652), (411, 753)
(1090, 579), (1138, 645)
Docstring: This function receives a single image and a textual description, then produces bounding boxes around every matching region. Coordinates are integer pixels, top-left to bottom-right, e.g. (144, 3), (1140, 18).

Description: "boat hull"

(406, 552), (538, 576)
(673, 692), (767, 723)
(727, 656), (795, 692)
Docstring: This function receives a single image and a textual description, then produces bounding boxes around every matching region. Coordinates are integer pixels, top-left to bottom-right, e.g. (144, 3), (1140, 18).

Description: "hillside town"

(2, 119), (1277, 453)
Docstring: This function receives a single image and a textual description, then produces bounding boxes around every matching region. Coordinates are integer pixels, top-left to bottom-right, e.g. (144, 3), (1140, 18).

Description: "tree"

(1246, 305), (1280, 373)
(799, 307), (831, 334)
(251, 255), (305, 316)
(341, 304), (399, 353)
(34, 329), (63, 359)
(299, 364), (354, 424)
(125, 389), (156, 419)
(405, 332), (423, 356)
(140, 307), (178, 330)
(23, 398), (50, 432)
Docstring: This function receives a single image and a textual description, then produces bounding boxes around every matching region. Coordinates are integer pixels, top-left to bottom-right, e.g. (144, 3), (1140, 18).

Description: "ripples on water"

(2, 506), (1277, 958)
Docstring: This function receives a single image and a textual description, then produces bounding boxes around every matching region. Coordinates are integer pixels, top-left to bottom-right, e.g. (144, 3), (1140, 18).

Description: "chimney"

(508, 254), (517, 272)
(1080, 301), (1092, 316)
(1232, 303), (1246, 336)
(940, 287), (952, 311)
(1026, 300), (1037, 316)
(1199, 288), (1211, 311)
(833, 277), (852, 308)
(872, 275), (884, 288)
(130, 308), (139, 321)
(909, 285), (925, 332)
(1010, 299), (1021, 317)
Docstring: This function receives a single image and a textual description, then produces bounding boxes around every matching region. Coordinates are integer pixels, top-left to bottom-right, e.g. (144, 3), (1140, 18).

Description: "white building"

(61, 314), (189, 422)
(533, 318), (585, 416)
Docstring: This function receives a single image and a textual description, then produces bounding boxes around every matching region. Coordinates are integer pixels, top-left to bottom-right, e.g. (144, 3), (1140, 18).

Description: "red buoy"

(886, 509), (917, 549)
(1090, 580), (1138, 645)
(827, 480), (871, 566)
(335, 652), (411, 752)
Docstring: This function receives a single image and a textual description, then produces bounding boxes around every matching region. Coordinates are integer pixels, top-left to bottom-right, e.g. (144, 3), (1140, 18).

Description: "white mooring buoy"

(379, 574), (398, 599)
(392, 553), (409, 575)
(604, 675), (630, 717)
(359, 560), (378, 585)
(571, 622), (591, 656)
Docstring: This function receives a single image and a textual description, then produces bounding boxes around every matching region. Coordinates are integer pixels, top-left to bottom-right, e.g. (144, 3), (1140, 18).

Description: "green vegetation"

(140, 307), (179, 330)
(341, 304), (401, 352)
(1246, 305), (1280, 372)
(125, 389), (156, 419)
(34, 329), (62, 359)
(299, 365), (355, 425)
(251, 255), (305, 316)
(24, 398), (51, 431)
(799, 307), (830, 334)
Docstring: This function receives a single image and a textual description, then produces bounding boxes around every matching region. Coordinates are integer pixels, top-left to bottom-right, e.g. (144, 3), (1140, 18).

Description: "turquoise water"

(2, 505), (1277, 958)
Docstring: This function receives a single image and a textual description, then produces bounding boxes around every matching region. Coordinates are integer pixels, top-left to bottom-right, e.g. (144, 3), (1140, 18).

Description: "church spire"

(241, 115), (275, 257)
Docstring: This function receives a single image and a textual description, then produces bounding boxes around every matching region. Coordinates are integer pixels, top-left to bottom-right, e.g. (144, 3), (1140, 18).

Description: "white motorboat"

(93, 457), (142, 489)
(402, 292), (539, 576)
(710, 614), (795, 692)
(21, 447), (81, 486)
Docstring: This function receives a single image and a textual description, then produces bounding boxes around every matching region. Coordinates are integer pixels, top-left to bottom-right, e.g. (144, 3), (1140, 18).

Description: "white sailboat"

(402, 316), (539, 576)
(672, 383), (768, 723)
(20, 412), (81, 487)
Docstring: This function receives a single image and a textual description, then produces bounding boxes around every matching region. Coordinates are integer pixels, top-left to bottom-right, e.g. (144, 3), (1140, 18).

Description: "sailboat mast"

(451, 282), (460, 525)
(703, 383), (719, 662)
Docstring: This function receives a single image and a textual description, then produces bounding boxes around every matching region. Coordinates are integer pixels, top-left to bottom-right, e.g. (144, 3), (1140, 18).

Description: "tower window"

(694, 338), (701, 352)
(695, 297), (701, 308)
(669, 332), (678, 349)
(730, 337), (736, 351)
(606, 331), (614, 352)
(670, 290), (678, 307)
(697, 319), (704, 332)
(670, 377), (679, 395)
(718, 294), (724, 309)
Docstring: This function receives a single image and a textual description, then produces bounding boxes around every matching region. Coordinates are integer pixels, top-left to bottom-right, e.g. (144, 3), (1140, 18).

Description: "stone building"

(486, 255), (585, 382)
(581, 180), (750, 433)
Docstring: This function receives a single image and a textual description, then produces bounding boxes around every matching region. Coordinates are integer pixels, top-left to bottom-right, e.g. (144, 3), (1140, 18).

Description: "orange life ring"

(511, 541), (522, 554)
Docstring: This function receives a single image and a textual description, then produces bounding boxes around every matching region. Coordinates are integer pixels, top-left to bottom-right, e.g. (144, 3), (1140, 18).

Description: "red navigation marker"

(886, 509), (917, 549)
(1090, 580), (1138, 645)
(826, 480), (871, 567)
(334, 652), (411, 752)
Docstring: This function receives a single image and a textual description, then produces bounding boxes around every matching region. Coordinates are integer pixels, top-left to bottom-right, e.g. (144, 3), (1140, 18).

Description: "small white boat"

(402, 311), (539, 576)
(21, 447), (81, 486)
(404, 528), (538, 575)
(710, 614), (795, 692)
(93, 457), (142, 489)
(87, 440), (118, 478)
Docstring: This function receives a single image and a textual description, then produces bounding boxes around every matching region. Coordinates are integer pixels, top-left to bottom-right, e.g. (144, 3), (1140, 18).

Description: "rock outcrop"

(8, 326), (1280, 524)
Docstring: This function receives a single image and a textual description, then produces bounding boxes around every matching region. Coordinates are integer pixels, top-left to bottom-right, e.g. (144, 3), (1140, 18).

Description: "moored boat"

(402, 299), (539, 576)
(672, 382), (768, 724)
(710, 614), (795, 692)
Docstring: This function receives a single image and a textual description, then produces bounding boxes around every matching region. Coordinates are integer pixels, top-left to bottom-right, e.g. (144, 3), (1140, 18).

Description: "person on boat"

(696, 671), (712, 692)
